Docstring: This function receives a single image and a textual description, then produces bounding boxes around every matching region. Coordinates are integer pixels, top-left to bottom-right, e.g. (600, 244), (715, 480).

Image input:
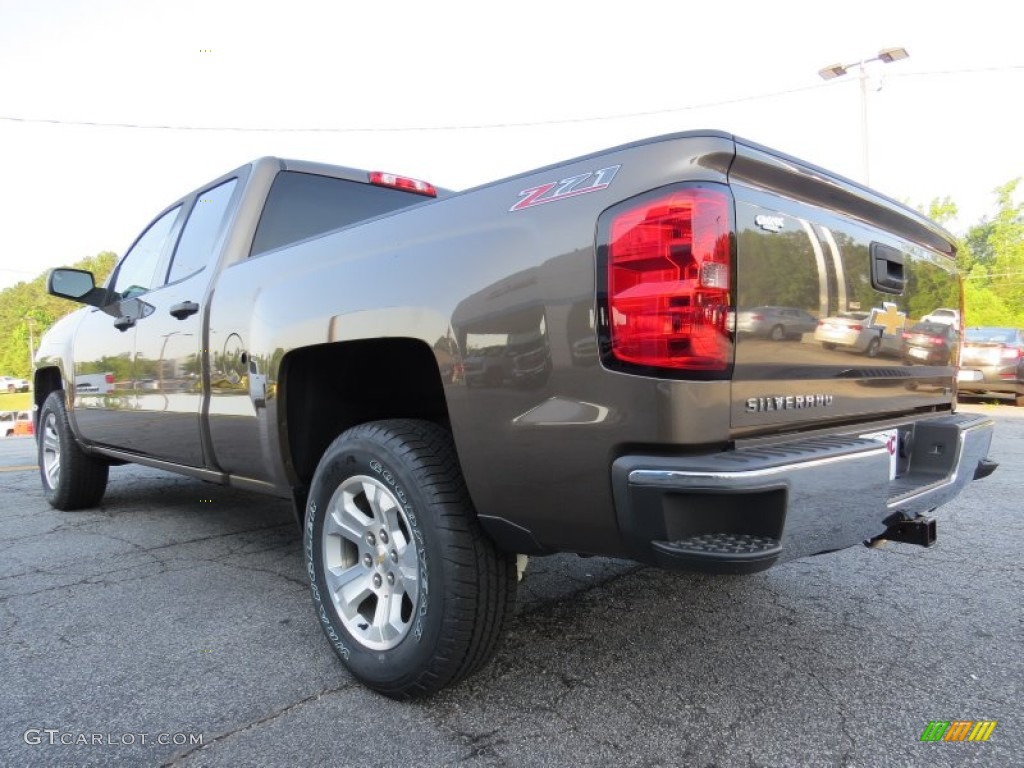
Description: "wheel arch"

(33, 366), (64, 428)
(279, 337), (453, 511)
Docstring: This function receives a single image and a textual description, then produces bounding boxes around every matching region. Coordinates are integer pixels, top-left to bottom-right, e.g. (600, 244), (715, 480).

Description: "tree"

(960, 179), (1023, 327)
(0, 252), (119, 379)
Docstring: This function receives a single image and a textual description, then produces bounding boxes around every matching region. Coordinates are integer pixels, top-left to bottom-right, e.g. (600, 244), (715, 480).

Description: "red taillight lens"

(105, 374), (115, 384)
(604, 186), (732, 372)
(849, 324), (863, 332)
(368, 171), (437, 197)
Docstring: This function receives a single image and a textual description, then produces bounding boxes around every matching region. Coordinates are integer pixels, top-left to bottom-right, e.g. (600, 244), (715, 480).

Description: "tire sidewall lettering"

(305, 439), (436, 681)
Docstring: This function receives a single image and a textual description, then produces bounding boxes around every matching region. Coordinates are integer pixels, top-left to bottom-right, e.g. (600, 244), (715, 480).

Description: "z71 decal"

(509, 165), (621, 212)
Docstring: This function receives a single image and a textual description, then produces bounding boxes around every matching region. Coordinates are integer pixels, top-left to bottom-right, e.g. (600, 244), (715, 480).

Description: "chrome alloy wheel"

(41, 412), (61, 490)
(322, 474), (420, 651)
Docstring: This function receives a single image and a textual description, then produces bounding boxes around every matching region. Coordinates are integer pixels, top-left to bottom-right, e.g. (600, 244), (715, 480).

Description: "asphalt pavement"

(1, 404), (1021, 767)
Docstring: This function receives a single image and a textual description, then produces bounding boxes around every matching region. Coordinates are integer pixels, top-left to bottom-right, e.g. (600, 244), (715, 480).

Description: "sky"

(0, 0), (1021, 292)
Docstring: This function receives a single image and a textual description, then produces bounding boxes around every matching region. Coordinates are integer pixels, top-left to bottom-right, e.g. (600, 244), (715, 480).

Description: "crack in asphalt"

(158, 681), (356, 766)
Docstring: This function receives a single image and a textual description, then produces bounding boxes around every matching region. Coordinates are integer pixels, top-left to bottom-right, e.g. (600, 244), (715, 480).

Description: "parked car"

(33, 133), (996, 699)
(3, 410), (33, 437)
(736, 306), (818, 340)
(958, 327), (1024, 406)
(814, 311), (902, 358)
(0, 375), (30, 393)
(901, 322), (958, 365)
(921, 307), (960, 327)
(13, 410), (33, 437)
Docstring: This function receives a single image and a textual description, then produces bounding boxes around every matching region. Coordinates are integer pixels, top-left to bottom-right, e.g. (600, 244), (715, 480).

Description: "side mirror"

(48, 268), (111, 308)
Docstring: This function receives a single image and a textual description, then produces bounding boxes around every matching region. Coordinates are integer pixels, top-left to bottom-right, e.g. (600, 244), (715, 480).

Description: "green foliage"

(0, 252), (118, 379)
(959, 178), (1024, 327)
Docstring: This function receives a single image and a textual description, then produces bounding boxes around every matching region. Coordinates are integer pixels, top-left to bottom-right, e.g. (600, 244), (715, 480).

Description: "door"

(126, 178), (239, 465)
(72, 205), (183, 447)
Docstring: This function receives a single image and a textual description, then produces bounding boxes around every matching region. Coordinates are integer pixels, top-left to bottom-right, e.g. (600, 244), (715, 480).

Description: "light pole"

(818, 47), (909, 186)
(25, 317), (36, 373)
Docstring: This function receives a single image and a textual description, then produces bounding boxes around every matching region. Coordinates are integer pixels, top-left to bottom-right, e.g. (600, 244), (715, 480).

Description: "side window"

(167, 179), (238, 284)
(112, 206), (182, 298)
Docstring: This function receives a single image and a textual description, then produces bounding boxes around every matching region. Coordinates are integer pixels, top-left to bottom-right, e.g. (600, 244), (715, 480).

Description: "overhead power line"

(1, 65), (1019, 134)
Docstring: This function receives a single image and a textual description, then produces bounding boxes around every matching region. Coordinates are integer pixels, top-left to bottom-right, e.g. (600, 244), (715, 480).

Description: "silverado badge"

(746, 394), (834, 412)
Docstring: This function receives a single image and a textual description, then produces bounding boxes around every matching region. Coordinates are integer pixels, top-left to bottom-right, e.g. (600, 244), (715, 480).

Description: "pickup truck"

(33, 131), (997, 699)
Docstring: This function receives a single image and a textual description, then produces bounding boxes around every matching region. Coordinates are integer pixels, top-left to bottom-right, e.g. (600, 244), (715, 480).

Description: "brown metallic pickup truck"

(34, 131), (996, 698)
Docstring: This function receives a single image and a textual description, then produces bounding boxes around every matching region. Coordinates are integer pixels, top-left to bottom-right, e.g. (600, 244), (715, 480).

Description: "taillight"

(1001, 346), (1022, 360)
(750, 314), (764, 321)
(901, 331), (911, 340)
(368, 171), (437, 197)
(600, 185), (733, 374)
(849, 324), (863, 332)
(105, 374), (115, 384)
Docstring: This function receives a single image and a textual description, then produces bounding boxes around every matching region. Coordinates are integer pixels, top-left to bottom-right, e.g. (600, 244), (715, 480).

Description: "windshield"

(965, 328), (1016, 343)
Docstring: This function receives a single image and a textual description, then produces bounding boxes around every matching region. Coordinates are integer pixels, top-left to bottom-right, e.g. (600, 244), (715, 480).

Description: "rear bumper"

(957, 369), (1023, 396)
(611, 412), (995, 573)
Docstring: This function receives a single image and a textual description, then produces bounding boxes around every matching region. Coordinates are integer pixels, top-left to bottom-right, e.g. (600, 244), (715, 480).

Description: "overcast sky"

(0, 0), (1021, 291)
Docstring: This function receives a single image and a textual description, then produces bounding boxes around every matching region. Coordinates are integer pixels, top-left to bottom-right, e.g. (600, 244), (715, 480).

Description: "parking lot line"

(0, 465), (38, 472)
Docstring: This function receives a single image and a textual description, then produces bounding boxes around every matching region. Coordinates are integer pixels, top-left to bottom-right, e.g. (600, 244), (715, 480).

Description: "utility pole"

(26, 317), (36, 373)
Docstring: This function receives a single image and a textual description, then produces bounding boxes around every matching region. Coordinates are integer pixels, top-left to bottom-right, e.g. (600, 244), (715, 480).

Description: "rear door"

(727, 142), (959, 435)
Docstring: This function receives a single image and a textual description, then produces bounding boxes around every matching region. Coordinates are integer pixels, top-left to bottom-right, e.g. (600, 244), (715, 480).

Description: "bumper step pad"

(651, 533), (782, 574)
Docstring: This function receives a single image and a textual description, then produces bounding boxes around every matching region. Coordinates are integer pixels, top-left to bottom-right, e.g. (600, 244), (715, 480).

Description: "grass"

(0, 392), (32, 412)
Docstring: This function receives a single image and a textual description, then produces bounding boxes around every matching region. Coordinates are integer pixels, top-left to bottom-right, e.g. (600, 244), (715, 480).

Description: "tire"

(770, 325), (785, 341)
(38, 390), (109, 510)
(6, 384), (14, 393)
(821, 342), (836, 351)
(865, 337), (881, 358)
(304, 419), (516, 699)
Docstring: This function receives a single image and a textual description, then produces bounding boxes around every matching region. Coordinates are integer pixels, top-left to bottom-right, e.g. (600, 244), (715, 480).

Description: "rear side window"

(250, 172), (423, 257)
(167, 178), (238, 284)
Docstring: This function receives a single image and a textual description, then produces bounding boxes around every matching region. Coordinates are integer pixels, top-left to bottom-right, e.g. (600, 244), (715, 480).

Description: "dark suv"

(958, 327), (1024, 406)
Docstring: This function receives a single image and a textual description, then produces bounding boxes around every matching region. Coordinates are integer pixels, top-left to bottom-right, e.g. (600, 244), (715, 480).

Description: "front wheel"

(38, 390), (109, 510)
(304, 419), (516, 699)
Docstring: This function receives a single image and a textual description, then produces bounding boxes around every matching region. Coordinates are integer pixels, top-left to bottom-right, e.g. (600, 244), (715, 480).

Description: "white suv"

(0, 375), (30, 393)
(921, 308), (960, 327)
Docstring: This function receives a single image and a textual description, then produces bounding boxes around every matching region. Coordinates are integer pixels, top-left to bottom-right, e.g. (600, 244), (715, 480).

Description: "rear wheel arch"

(280, 338), (454, 502)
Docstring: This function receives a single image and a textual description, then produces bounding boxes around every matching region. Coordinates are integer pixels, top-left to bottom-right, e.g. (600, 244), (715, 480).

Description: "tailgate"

(727, 140), (959, 434)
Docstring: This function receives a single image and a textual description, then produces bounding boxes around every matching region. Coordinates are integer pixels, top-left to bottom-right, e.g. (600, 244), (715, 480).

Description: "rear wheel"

(304, 419), (516, 699)
(38, 391), (109, 510)
(770, 325), (785, 341)
(865, 337), (881, 358)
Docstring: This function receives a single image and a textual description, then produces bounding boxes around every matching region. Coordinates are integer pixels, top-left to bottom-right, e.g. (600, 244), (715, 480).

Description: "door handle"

(870, 242), (905, 294)
(113, 316), (135, 332)
(169, 300), (200, 320)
